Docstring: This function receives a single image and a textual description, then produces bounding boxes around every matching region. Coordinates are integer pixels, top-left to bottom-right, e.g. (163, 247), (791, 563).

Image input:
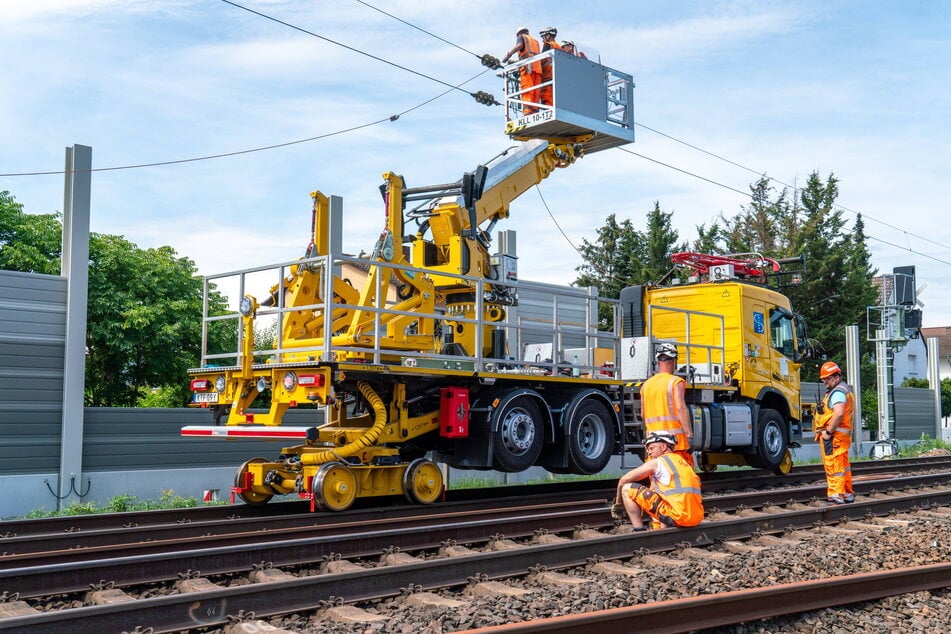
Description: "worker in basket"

(612, 431), (704, 531)
(502, 26), (542, 114)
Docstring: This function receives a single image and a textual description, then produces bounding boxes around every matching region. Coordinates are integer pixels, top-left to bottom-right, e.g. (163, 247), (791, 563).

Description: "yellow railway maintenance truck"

(182, 52), (812, 510)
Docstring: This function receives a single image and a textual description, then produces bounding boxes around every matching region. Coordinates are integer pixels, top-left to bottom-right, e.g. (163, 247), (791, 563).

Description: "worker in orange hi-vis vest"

(502, 26), (542, 115)
(815, 361), (855, 504)
(538, 26), (562, 106)
(612, 431), (704, 531)
(640, 342), (694, 467)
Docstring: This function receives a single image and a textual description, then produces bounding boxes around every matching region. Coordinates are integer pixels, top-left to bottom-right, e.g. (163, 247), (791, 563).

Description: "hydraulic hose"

(299, 381), (387, 465)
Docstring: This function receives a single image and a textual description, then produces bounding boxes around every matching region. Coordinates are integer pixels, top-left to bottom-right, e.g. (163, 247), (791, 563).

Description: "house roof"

(921, 326), (951, 358)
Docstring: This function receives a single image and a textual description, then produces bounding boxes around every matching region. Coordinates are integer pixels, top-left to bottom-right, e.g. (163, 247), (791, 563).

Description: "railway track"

(0, 457), (949, 632)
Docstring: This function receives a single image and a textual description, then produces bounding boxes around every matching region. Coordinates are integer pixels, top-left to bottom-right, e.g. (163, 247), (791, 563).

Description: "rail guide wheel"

(234, 457), (274, 506)
(774, 448), (794, 475)
(698, 454), (717, 473)
(403, 458), (444, 504)
(312, 462), (358, 511)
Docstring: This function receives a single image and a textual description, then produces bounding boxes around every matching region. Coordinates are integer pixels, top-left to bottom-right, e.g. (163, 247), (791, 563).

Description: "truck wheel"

(749, 408), (788, 470)
(493, 395), (544, 472)
(565, 399), (615, 474)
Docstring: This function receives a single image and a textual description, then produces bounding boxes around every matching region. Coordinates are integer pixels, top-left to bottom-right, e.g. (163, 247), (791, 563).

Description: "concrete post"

(59, 145), (91, 507)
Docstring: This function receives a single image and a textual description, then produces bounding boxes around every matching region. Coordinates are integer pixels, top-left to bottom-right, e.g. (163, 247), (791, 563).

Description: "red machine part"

(439, 387), (470, 438)
(670, 252), (780, 283)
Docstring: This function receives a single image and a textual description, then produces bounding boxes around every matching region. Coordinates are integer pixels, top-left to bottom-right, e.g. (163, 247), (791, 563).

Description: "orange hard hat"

(819, 361), (841, 379)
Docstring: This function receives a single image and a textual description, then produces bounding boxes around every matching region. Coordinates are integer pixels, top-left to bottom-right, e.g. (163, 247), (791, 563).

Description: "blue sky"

(2, 1), (949, 328)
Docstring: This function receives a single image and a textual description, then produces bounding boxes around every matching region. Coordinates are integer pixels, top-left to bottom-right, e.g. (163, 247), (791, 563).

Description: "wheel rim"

(499, 407), (536, 455)
(576, 412), (608, 459)
(763, 422), (784, 460)
(234, 457), (274, 506)
(312, 462), (357, 512)
(403, 459), (443, 504)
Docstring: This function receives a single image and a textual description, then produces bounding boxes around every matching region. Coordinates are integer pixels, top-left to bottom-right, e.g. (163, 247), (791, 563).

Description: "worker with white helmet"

(501, 26), (542, 114)
(560, 40), (586, 59)
(640, 342), (694, 465)
(612, 431), (704, 531)
(537, 26), (561, 106)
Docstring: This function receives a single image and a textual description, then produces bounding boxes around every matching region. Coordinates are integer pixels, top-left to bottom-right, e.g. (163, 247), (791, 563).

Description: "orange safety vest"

(641, 372), (690, 452)
(651, 453), (704, 526)
(817, 382), (855, 440)
(517, 34), (542, 75)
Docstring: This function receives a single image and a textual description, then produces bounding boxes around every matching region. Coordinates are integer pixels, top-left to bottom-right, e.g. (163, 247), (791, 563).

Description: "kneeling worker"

(612, 431), (704, 531)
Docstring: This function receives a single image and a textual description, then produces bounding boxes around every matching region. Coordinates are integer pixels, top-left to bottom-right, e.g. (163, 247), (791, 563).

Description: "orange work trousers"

(519, 71), (541, 114)
(820, 435), (853, 499)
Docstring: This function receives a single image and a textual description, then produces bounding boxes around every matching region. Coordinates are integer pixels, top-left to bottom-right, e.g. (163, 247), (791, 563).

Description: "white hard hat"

(516, 26), (530, 35)
(644, 431), (677, 448)
(540, 26), (557, 37)
(655, 342), (678, 360)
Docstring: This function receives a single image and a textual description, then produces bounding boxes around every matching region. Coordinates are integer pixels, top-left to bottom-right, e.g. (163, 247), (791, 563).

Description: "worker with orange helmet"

(612, 431), (704, 531)
(640, 342), (694, 465)
(816, 361), (855, 503)
(537, 26), (562, 106)
(502, 26), (542, 115)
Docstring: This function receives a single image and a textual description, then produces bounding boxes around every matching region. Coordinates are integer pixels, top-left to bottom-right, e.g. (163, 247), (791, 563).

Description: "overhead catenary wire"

(221, 0), (498, 103)
(616, 146), (951, 268)
(353, 0), (483, 59)
(633, 121), (951, 257)
(2, 4), (944, 270)
(347, 1), (951, 268)
(0, 70), (489, 177)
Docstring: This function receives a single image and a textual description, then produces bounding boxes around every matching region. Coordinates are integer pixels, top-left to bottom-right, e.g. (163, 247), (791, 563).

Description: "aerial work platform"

(502, 49), (634, 154)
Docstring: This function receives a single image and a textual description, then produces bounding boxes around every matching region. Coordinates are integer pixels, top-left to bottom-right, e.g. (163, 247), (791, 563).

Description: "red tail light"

(298, 374), (324, 387)
(190, 379), (211, 391)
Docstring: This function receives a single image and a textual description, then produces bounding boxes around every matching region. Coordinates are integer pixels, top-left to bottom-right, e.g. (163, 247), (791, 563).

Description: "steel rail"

(2, 455), (946, 541)
(1, 472), (948, 596)
(459, 563), (951, 633)
(0, 489), (948, 633)
(3, 460), (946, 559)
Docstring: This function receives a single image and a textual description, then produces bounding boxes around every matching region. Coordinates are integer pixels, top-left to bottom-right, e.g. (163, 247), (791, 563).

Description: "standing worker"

(640, 342), (694, 465)
(502, 26), (542, 115)
(612, 432), (704, 531)
(538, 26), (561, 106)
(816, 361), (855, 504)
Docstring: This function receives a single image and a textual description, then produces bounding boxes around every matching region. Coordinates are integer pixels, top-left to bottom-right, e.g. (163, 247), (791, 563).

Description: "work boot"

(843, 494), (855, 503)
(826, 496), (846, 505)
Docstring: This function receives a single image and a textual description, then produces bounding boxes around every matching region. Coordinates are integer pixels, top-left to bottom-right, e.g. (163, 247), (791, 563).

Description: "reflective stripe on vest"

(642, 373), (685, 433)
(518, 34), (542, 75)
(655, 454), (702, 497)
(820, 382), (855, 437)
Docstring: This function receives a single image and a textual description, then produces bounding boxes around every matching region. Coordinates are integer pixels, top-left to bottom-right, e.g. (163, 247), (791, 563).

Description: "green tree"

(943, 377), (951, 419)
(0, 191), (225, 406)
(85, 235), (210, 406)
(574, 213), (639, 327)
(574, 203), (684, 328)
(902, 377), (951, 419)
(0, 191), (62, 274)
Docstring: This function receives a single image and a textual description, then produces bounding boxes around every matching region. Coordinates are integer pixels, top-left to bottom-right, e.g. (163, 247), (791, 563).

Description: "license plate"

(193, 392), (219, 404)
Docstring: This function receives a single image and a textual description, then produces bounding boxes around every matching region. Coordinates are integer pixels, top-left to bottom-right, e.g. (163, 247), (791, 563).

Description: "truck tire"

(748, 408), (788, 471)
(493, 395), (544, 472)
(565, 399), (615, 474)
